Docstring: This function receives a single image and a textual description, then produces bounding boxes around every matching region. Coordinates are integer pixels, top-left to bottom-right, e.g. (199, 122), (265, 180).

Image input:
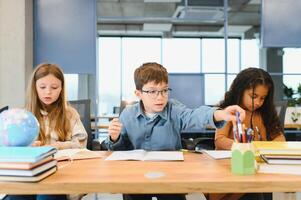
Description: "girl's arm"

(272, 132), (286, 141)
(215, 122), (234, 150)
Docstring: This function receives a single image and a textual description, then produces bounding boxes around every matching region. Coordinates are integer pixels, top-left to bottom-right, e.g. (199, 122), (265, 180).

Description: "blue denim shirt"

(104, 99), (225, 151)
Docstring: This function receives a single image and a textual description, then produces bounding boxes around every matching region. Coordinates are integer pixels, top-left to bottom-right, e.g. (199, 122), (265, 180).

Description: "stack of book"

(253, 141), (301, 175)
(0, 146), (57, 182)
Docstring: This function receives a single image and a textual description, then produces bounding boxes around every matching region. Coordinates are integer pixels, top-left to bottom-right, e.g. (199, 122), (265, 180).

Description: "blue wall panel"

(34, 0), (96, 74)
(168, 73), (204, 109)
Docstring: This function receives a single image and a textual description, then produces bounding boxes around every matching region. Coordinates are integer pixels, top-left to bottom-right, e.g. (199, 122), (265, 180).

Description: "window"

(241, 39), (259, 69)
(283, 48), (301, 94)
(204, 74), (225, 105)
(98, 37), (260, 113)
(163, 38), (200, 73)
(64, 74), (78, 100)
(122, 38), (161, 101)
(202, 39), (225, 73)
(98, 37), (121, 115)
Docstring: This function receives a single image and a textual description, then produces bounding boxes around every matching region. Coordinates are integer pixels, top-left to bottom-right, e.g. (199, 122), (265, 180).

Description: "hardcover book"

(253, 141), (301, 155)
(0, 167), (57, 182)
(258, 163), (301, 175)
(261, 154), (301, 165)
(0, 146), (57, 163)
(0, 160), (57, 176)
(0, 156), (53, 170)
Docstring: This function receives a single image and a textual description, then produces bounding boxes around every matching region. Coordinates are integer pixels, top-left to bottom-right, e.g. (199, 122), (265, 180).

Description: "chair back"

(69, 99), (92, 150)
(0, 106), (9, 114)
(119, 100), (138, 115)
(274, 100), (288, 129)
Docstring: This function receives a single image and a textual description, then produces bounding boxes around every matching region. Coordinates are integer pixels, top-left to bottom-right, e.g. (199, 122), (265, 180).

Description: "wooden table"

(1, 152), (301, 195)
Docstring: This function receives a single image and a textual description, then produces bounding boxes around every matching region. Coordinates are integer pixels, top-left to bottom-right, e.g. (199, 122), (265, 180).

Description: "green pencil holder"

(231, 142), (255, 175)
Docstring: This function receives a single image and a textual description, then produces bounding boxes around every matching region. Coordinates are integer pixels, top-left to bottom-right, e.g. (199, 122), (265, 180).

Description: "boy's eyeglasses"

(141, 88), (172, 99)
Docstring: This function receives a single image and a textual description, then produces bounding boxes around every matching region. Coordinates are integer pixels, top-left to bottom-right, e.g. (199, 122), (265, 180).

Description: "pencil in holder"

(231, 142), (255, 175)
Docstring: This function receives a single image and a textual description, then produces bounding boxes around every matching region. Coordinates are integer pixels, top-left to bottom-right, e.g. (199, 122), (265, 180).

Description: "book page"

(54, 149), (103, 161)
(203, 150), (231, 160)
(143, 151), (184, 161)
(105, 150), (146, 161)
(105, 150), (183, 161)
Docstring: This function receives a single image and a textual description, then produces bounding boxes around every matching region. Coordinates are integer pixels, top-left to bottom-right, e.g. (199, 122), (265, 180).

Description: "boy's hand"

(108, 118), (123, 142)
(214, 105), (245, 123)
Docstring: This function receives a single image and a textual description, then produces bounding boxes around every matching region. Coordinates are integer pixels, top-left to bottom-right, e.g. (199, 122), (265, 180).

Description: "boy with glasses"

(104, 62), (245, 200)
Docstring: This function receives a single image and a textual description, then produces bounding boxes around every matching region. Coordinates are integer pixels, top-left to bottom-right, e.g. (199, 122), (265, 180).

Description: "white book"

(0, 160), (57, 176)
(203, 150), (231, 159)
(0, 167), (57, 182)
(105, 149), (184, 161)
(54, 149), (103, 161)
(261, 154), (301, 165)
(258, 163), (301, 175)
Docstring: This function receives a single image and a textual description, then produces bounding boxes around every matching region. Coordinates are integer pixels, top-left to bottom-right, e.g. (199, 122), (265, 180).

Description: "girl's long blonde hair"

(26, 63), (71, 144)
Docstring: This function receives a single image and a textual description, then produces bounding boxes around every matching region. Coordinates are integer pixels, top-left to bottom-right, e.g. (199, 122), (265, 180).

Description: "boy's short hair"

(134, 62), (168, 90)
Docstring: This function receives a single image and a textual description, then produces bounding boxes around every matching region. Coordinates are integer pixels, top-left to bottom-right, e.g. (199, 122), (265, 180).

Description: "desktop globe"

(0, 108), (39, 146)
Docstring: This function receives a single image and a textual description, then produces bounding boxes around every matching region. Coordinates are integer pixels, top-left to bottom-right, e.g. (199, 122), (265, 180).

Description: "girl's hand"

(50, 142), (62, 150)
(32, 140), (42, 147)
(108, 118), (123, 142)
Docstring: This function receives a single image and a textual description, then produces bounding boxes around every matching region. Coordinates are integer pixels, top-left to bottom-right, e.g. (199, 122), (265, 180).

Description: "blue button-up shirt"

(105, 99), (225, 151)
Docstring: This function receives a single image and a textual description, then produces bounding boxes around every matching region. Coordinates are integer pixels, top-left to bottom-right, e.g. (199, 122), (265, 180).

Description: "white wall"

(0, 0), (33, 108)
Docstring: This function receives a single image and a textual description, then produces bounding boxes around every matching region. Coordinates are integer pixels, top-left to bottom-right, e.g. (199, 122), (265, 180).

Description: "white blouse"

(40, 106), (87, 149)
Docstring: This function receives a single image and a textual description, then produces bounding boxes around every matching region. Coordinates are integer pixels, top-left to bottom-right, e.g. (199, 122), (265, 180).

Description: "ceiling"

(97, 0), (261, 38)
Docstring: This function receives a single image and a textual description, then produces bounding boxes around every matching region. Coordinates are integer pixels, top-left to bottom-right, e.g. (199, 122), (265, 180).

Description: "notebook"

(0, 146), (57, 163)
(261, 154), (301, 165)
(0, 167), (57, 182)
(258, 163), (301, 175)
(0, 160), (57, 176)
(253, 141), (301, 155)
(0, 156), (53, 170)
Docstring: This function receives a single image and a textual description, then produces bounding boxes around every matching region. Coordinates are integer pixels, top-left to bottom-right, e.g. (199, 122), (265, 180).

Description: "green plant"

(291, 111), (301, 123)
(284, 84), (294, 98)
(283, 84), (301, 106)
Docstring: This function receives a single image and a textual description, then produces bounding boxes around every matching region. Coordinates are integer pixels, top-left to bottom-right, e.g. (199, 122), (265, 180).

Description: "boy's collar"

(136, 100), (168, 120)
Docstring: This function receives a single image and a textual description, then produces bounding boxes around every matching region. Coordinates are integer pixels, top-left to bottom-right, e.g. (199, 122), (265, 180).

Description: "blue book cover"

(0, 146), (57, 163)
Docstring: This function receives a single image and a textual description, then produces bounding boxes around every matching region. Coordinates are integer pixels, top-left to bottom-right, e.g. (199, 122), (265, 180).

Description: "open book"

(105, 149), (184, 161)
(54, 149), (103, 161)
(203, 150), (231, 160)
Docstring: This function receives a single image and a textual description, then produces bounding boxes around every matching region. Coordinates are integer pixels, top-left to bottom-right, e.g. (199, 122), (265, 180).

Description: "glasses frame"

(141, 88), (172, 99)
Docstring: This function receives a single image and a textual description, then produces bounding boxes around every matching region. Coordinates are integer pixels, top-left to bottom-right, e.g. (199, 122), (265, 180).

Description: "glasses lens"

(143, 88), (171, 99)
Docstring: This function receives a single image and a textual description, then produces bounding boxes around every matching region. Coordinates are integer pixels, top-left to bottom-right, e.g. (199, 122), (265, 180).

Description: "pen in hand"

(255, 126), (261, 141)
(236, 112), (244, 142)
